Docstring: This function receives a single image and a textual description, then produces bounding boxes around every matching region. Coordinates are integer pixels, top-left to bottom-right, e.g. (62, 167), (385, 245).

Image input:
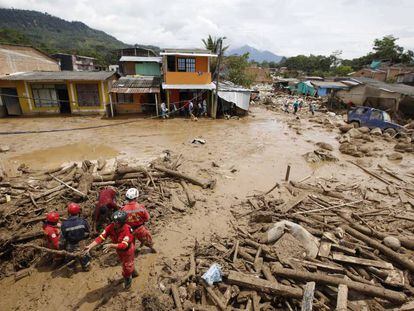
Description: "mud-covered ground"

(0, 105), (413, 310)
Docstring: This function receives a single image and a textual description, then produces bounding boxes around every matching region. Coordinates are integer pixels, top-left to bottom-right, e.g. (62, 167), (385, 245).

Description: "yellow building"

(0, 71), (118, 116)
(160, 49), (217, 116)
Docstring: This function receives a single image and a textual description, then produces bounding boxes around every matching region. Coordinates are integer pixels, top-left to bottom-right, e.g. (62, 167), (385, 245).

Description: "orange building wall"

(196, 56), (208, 72)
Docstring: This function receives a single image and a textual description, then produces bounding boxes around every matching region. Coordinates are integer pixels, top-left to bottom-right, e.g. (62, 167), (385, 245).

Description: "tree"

(333, 65), (353, 76)
(202, 35), (229, 53)
(225, 53), (256, 87)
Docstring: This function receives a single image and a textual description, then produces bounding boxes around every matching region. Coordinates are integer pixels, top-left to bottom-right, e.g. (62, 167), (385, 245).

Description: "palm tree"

(202, 35), (229, 54)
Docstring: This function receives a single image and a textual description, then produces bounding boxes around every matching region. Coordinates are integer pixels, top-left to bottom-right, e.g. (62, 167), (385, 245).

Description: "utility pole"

(213, 38), (223, 119)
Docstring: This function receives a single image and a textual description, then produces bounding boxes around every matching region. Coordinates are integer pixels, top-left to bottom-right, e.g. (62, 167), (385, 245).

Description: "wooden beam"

(226, 271), (303, 299)
(332, 252), (393, 270)
(336, 284), (348, 311)
(301, 282), (315, 311)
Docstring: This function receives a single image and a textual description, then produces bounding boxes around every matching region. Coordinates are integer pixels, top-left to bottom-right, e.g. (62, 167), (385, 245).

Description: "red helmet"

(67, 202), (81, 215)
(46, 211), (60, 223)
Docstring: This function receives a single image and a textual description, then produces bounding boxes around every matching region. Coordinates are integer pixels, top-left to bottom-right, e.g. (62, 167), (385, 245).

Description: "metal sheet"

(218, 90), (250, 111)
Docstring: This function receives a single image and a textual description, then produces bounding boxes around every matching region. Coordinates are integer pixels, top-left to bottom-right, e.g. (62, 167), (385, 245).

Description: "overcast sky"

(1, 0), (414, 58)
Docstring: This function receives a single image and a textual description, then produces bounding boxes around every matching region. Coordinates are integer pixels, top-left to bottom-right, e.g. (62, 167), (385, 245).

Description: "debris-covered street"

(1, 100), (414, 310)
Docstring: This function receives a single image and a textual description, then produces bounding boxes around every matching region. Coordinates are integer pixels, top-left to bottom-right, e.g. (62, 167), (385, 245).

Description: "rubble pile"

(337, 125), (413, 159)
(166, 164), (414, 310)
(0, 153), (212, 279)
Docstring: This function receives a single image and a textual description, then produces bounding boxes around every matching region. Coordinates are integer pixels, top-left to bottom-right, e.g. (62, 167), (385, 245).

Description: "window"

(167, 56), (175, 71)
(370, 110), (383, 120)
(177, 58), (196, 72)
(76, 84), (100, 106)
(117, 93), (133, 104)
(31, 84), (58, 107)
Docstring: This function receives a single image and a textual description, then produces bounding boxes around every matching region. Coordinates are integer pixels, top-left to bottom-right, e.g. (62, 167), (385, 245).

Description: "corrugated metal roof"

(310, 81), (349, 88)
(0, 71), (117, 81)
(119, 56), (162, 63)
(112, 76), (160, 88)
(351, 77), (414, 96)
(162, 82), (216, 90)
(215, 80), (251, 92)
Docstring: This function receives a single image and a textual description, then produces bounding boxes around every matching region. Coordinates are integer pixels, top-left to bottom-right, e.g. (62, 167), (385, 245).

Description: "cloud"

(1, 0), (413, 58)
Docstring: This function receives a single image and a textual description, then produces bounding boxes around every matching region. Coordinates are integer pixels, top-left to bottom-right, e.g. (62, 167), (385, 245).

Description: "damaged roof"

(310, 81), (349, 89)
(351, 77), (414, 96)
(0, 71), (117, 81)
(111, 76), (161, 93)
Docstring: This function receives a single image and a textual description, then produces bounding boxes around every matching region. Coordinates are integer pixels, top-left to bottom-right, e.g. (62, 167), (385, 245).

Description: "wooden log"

(318, 241), (331, 257)
(271, 266), (406, 303)
(336, 284), (348, 311)
(301, 282), (315, 311)
(285, 164), (291, 182)
(153, 165), (212, 188)
(332, 252), (393, 270)
(14, 267), (33, 281)
(180, 180), (196, 207)
(178, 253), (196, 286)
(238, 248), (255, 263)
(226, 271), (303, 299)
(261, 264), (277, 283)
(171, 284), (183, 311)
(15, 243), (83, 258)
(252, 292), (260, 311)
(233, 240), (240, 263)
(343, 226), (414, 273)
(48, 173), (87, 198)
(203, 285), (228, 311)
(338, 212), (414, 250)
(77, 161), (94, 196)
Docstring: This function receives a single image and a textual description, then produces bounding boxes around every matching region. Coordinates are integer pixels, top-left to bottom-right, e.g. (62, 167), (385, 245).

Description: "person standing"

(94, 187), (119, 232)
(309, 101), (316, 115)
(121, 188), (155, 253)
(61, 203), (91, 271)
(84, 211), (136, 289)
(202, 98), (207, 116)
(188, 100), (195, 119)
(160, 101), (168, 119)
(293, 100), (299, 115)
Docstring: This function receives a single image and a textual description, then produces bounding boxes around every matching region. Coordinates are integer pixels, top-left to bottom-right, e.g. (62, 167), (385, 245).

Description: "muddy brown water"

(0, 106), (412, 310)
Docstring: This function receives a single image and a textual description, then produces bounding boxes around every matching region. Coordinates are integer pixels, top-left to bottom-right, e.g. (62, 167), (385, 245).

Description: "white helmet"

(126, 188), (139, 200)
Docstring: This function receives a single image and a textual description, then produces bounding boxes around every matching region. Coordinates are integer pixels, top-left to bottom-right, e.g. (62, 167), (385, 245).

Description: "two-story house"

(110, 47), (162, 114)
(160, 48), (217, 116)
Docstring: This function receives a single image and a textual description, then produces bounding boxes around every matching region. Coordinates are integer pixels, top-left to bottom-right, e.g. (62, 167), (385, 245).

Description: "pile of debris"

(0, 153), (213, 279)
(337, 125), (413, 159)
(165, 163), (414, 310)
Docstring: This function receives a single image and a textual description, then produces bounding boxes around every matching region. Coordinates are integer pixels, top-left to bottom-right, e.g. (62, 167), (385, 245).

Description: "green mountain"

(0, 8), (159, 65)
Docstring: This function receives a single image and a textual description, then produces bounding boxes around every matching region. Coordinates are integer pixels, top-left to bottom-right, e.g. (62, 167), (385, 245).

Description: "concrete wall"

(0, 78), (113, 115)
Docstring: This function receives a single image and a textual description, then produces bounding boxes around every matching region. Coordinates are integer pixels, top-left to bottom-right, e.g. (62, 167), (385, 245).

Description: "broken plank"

(226, 271), (303, 299)
(301, 282), (315, 311)
(279, 194), (307, 213)
(332, 252), (393, 270)
(292, 259), (344, 273)
(336, 284), (348, 311)
(171, 284), (183, 311)
(318, 241), (331, 258)
(233, 240), (240, 263)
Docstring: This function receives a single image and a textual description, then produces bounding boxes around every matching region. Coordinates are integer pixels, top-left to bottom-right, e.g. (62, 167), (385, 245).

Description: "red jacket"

(43, 223), (60, 249)
(95, 188), (118, 221)
(94, 223), (134, 251)
(121, 201), (149, 228)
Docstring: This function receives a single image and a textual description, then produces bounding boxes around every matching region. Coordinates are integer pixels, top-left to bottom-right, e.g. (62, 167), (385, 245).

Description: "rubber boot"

(124, 276), (132, 289)
(132, 269), (138, 278)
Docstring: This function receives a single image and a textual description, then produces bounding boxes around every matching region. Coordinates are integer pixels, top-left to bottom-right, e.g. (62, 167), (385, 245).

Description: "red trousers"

(132, 226), (153, 247)
(117, 244), (135, 278)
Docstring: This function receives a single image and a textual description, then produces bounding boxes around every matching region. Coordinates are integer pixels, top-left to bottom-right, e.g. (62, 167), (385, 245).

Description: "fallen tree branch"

(49, 173), (87, 198)
(153, 165), (213, 189)
(15, 243), (83, 258)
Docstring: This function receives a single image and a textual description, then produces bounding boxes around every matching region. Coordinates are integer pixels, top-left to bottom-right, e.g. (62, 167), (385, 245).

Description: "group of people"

(42, 187), (154, 289)
(283, 98), (316, 115)
(160, 98), (208, 119)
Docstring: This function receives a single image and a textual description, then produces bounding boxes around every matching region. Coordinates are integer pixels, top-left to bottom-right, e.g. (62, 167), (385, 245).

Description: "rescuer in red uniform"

(121, 188), (156, 253)
(84, 210), (136, 289)
(94, 187), (119, 232)
(43, 211), (62, 265)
